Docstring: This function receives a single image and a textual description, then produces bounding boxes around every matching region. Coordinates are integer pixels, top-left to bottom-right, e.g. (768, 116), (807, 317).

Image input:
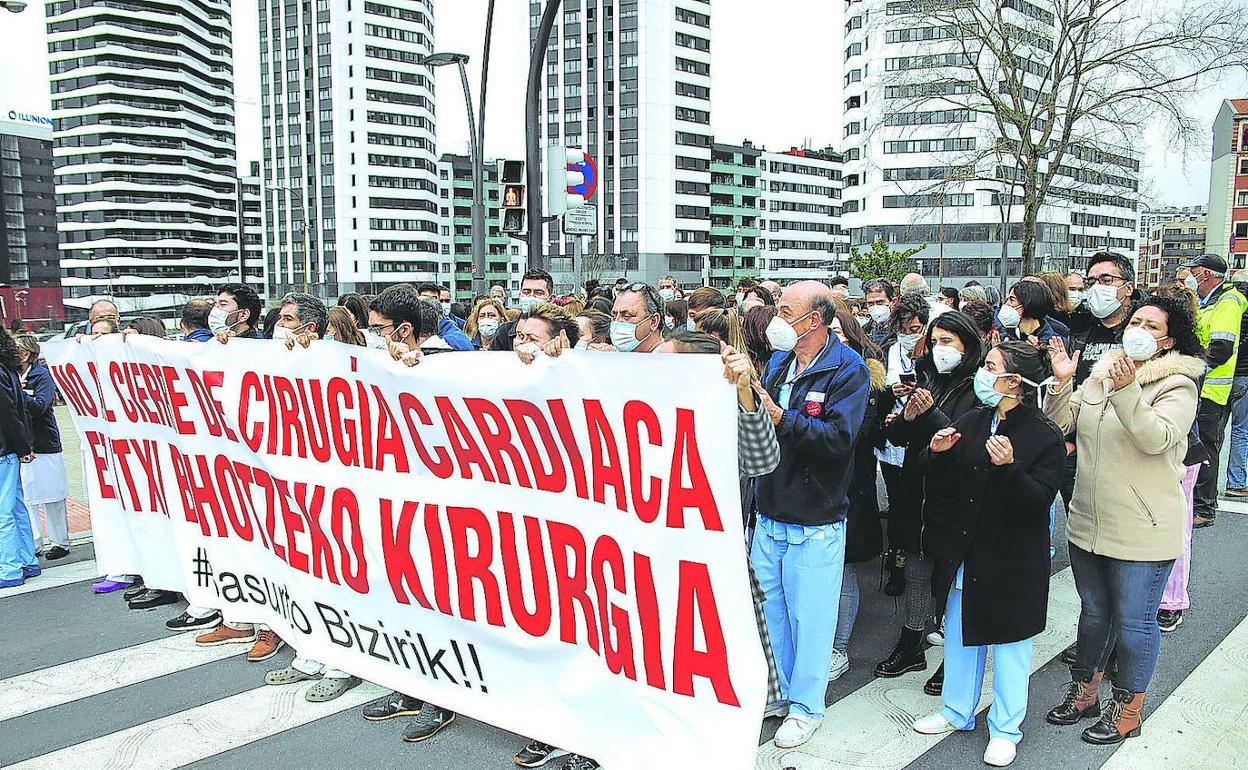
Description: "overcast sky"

(1, 0), (1242, 208)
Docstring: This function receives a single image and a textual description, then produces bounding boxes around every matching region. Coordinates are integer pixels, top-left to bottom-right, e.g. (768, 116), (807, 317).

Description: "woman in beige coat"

(1041, 294), (1205, 747)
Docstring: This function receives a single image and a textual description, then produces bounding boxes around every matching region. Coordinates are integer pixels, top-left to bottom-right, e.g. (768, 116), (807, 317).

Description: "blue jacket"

(184, 327), (214, 342)
(438, 317), (474, 351)
(20, 361), (61, 455)
(755, 335), (870, 527)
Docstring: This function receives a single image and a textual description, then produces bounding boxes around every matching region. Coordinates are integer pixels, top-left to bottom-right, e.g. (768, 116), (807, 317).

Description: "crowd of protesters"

(0, 249), (1241, 768)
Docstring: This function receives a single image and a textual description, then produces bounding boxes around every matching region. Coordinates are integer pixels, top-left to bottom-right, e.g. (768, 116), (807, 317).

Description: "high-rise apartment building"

(436, 153), (527, 300)
(237, 160), (265, 294)
(46, 0), (239, 320)
(259, 0), (438, 301)
(1137, 205), (1206, 244)
(840, 0), (1139, 286)
(1141, 218), (1205, 288)
(1, 118), (58, 288)
(1207, 99), (1248, 269)
(533, 0), (713, 289)
(759, 146), (849, 284)
(706, 141), (760, 288)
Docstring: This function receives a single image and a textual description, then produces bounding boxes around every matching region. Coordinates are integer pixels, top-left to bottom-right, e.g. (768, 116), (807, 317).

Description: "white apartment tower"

(840, 0), (1139, 285)
(46, 0), (239, 319)
(533, 0), (713, 288)
(259, 0), (439, 301)
(758, 147), (850, 283)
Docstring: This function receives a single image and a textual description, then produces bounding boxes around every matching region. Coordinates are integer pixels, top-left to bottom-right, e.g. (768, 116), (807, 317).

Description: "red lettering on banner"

(372, 385), (409, 473)
(228, 461), (271, 548)
(131, 438), (169, 516)
(292, 482), (336, 584)
(298, 379), (332, 463)
(380, 499), (434, 609)
(504, 399), (567, 494)
(84, 431), (117, 500)
(275, 478), (310, 573)
(464, 398), (532, 488)
(546, 399), (588, 499)
(237, 372), (264, 450)
(272, 376), (305, 459)
(109, 438), (142, 511)
(548, 521), (601, 653)
(591, 535), (637, 680)
(160, 366), (195, 435)
(436, 396), (495, 482)
(197, 370), (238, 441)
(108, 362), (139, 424)
(50, 364), (96, 417)
(447, 506), (505, 627)
(327, 377), (361, 467)
(497, 511), (552, 637)
(252, 467), (286, 561)
(667, 408), (722, 532)
(398, 393), (453, 478)
(623, 400), (662, 524)
(213, 455), (253, 541)
(86, 361), (116, 422)
(673, 560), (737, 706)
(191, 454), (228, 537)
(633, 553), (666, 690)
(136, 363), (173, 426)
(424, 503), (453, 615)
(330, 488), (368, 594)
(356, 380), (375, 469)
(584, 400), (626, 512)
(169, 448), (204, 532)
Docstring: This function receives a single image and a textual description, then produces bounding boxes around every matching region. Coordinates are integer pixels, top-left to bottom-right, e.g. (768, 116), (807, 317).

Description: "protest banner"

(43, 335), (767, 769)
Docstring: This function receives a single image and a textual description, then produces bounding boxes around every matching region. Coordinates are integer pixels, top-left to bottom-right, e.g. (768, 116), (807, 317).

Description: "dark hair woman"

(998, 280), (1063, 345)
(1041, 294), (1205, 746)
(742, 305), (778, 375)
(13, 334), (70, 559)
(0, 326), (35, 587)
(876, 311), (985, 693)
(911, 340), (1065, 768)
(827, 308), (887, 673)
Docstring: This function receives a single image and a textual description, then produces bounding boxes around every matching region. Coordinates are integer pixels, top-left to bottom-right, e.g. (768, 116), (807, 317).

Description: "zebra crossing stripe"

(1101, 612), (1248, 768)
(0, 633), (245, 722)
(754, 567), (1080, 769)
(1, 559), (99, 598)
(7, 681), (388, 769)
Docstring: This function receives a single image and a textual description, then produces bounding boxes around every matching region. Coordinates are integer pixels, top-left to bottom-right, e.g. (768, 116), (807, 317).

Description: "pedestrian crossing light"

(546, 145), (596, 217)
(499, 160), (525, 235)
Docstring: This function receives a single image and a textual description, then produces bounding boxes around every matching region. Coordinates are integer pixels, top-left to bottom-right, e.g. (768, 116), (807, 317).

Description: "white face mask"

(440, 301), (451, 316)
(998, 304), (1022, 329)
(664, 315), (674, 329)
(857, 315), (871, 327)
(271, 325), (295, 342)
(898, 332), (920, 355)
(518, 296), (540, 313)
(1122, 326), (1162, 361)
(574, 338), (589, 350)
(659, 288), (675, 301)
(765, 316), (800, 352)
(932, 344), (964, 373)
(868, 304), (891, 325)
(208, 306), (240, 334)
(477, 318), (499, 338)
(1086, 283), (1122, 319)
(1068, 289), (1084, 307)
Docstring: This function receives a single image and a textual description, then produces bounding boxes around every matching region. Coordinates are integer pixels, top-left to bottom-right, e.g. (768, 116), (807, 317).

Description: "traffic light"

(546, 145), (597, 216)
(499, 160), (525, 234)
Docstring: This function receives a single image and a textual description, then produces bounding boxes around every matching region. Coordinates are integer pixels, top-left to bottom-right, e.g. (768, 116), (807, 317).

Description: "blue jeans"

(834, 562), (859, 653)
(751, 515), (846, 719)
(1069, 543), (1174, 692)
(1225, 376), (1248, 489)
(0, 454), (37, 583)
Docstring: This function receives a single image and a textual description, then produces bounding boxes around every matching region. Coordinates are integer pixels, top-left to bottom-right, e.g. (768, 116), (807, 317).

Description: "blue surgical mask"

(686, 318), (697, 332)
(518, 296), (539, 313)
(974, 367), (1014, 407)
(1184, 274), (1200, 293)
(610, 320), (642, 352)
(898, 332), (920, 355)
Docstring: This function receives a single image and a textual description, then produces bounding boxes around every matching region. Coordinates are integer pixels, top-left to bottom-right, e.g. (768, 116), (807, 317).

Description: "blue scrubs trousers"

(0, 453), (37, 583)
(940, 567), (1033, 744)
(750, 514), (845, 720)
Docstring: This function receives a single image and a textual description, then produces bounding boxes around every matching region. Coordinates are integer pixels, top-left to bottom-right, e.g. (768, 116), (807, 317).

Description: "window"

(884, 137), (976, 154)
(675, 32), (710, 52)
(883, 193), (974, 208)
(886, 52), (977, 71)
(1237, 190), (1248, 207)
(1235, 222), (1248, 239)
(1239, 157), (1248, 176)
(884, 108), (974, 126)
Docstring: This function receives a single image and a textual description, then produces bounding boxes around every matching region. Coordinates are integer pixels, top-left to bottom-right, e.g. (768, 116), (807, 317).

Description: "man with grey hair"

(760, 279), (782, 303)
(958, 285), (988, 306)
(276, 292), (329, 340)
(610, 282), (664, 353)
(899, 273), (930, 297)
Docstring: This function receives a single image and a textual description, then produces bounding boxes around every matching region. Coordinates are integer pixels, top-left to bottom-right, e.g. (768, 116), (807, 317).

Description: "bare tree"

(871, 0), (1248, 274)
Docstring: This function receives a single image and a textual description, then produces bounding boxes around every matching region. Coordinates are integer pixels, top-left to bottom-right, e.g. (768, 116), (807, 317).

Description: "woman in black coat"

(874, 312), (983, 687)
(911, 341), (1065, 768)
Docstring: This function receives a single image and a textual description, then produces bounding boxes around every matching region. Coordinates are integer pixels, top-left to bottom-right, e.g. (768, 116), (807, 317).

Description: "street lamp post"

(980, 186), (1010, 295)
(526, 0), (563, 272)
(420, 50), (489, 298)
(1, 1), (28, 12)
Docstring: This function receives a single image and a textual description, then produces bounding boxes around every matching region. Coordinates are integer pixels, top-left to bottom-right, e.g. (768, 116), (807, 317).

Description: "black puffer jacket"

(0, 366), (32, 458)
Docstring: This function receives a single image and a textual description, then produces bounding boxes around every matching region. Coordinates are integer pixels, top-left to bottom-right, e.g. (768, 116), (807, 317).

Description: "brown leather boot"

(1081, 688), (1145, 745)
(1046, 670), (1103, 725)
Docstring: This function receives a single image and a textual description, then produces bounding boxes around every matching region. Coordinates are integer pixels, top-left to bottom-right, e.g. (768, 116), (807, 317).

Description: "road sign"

(562, 204), (596, 235)
(568, 152), (597, 201)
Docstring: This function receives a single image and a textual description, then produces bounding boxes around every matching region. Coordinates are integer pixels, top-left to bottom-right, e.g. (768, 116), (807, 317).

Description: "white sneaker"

(984, 737), (1017, 767)
(828, 648), (850, 680)
(773, 714), (821, 748)
(912, 712), (957, 735)
(764, 700), (789, 720)
(926, 618), (945, 646)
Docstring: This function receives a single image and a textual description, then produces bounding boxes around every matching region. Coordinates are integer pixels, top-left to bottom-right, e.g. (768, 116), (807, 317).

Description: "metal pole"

(526, 0), (562, 271)
(475, 0), (495, 297)
(999, 193), (1009, 296)
(457, 60), (486, 299)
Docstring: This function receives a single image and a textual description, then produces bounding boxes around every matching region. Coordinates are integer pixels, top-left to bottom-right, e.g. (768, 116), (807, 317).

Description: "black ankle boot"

(874, 627), (927, 678)
(884, 549), (906, 597)
(923, 663), (944, 695)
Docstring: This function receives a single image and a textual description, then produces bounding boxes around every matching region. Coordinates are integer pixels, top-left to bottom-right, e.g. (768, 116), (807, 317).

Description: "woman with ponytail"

(910, 340), (1066, 768)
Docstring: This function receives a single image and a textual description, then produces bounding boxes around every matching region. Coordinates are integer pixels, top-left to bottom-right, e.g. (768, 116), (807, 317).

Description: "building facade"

(46, 0), (239, 320)
(533, 0), (713, 290)
(759, 146), (849, 284)
(1207, 99), (1248, 269)
(435, 154), (527, 301)
(259, 0), (439, 301)
(1, 119), (58, 290)
(237, 160), (265, 295)
(1142, 218), (1206, 288)
(706, 141), (760, 288)
(840, 0), (1139, 287)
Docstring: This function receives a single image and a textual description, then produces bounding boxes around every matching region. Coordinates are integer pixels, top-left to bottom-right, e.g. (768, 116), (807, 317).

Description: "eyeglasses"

(1088, 273), (1126, 286)
(622, 282), (663, 307)
(367, 323), (395, 335)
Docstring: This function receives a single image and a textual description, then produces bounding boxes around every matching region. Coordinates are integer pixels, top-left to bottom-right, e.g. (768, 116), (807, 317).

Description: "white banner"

(44, 335), (766, 769)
